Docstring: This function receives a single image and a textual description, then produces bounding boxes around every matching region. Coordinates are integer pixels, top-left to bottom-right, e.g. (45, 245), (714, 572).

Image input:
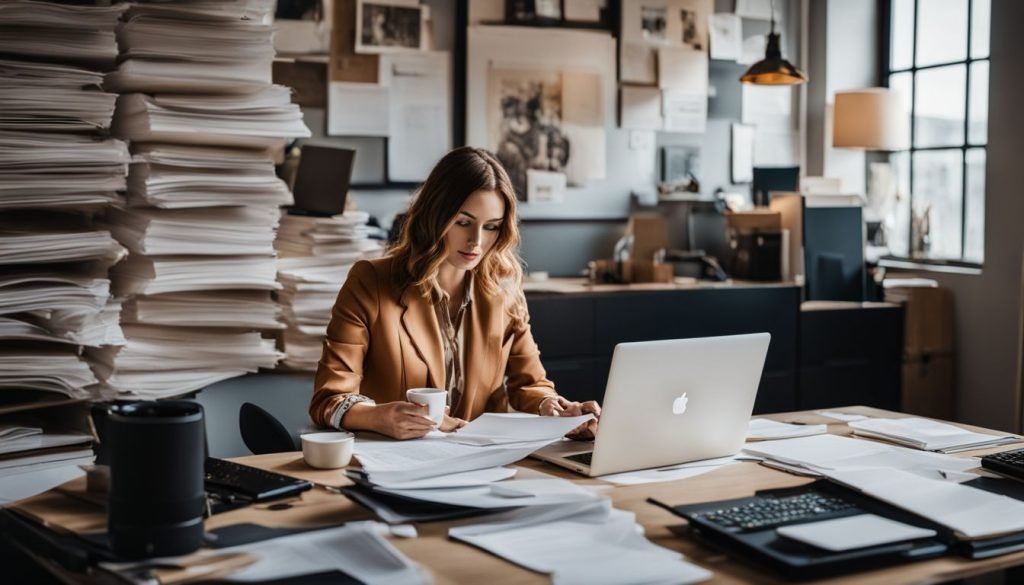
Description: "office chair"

(238, 402), (297, 455)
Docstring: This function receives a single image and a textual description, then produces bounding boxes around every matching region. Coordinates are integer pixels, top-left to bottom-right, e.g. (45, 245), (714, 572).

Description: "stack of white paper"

(88, 324), (282, 398)
(446, 413), (595, 447)
(742, 434), (980, 479)
(121, 290), (282, 330)
(0, 350), (99, 400)
(0, 272), (125, 348)
(106, 206), (280, 256)
(746, 418), (827, 441)
(274, 214), (384, 369)
(111, 254), (280, 296)
(849, 417), (1019, 453)
(354, 438), (554, 486)
(0, 2), (124, 65)
(449, 500), (712, 585)
(126, 144), (292, 209)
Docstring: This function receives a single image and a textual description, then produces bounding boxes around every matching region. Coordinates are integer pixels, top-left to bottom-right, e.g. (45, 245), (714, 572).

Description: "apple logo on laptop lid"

(672, 392), (689, 415)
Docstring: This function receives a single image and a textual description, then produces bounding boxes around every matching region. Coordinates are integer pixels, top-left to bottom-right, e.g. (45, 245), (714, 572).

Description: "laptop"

(532, 333), (770, 477)
(289, 144), (355, 216)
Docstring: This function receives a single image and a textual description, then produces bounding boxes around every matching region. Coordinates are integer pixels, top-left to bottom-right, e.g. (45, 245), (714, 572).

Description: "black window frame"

(879, 0), (989, 270)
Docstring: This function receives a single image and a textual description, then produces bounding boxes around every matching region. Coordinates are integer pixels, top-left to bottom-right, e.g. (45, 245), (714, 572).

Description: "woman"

(310, 146), (600, 440)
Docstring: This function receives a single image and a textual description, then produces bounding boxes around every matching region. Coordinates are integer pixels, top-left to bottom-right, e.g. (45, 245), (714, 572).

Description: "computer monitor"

(803, 206), (865, 301)
(752, 166), (800, 207)
(290, 145), (356, 216)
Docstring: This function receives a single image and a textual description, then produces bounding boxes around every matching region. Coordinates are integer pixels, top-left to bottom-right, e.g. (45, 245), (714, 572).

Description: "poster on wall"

(355, 0), (425, 54)
(619, 0), (712, 84)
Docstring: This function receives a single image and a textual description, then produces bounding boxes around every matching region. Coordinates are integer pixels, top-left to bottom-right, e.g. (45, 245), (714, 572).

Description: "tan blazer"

(310, 256), (557, 427)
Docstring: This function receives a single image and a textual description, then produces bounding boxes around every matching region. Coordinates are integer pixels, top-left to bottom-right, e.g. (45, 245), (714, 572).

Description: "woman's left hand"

(439, 406), (467, 432)
(539, 396), (600, 441)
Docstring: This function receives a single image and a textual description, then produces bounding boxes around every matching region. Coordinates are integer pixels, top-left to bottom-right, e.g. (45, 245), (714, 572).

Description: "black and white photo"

(488, 69), (570, 201)
(641, 5), (668, 41)
(355, 0), (424, 54)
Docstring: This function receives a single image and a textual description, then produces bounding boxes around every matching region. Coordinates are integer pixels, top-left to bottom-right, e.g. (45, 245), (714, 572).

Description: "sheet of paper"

(598, 455), (739, 485)
(368, 466), (517, 490)
(739, 34), (767, 65)
(731, 122), (754, 183)
(450, 500), (712, 585)
(562, 123), (606, 184)
(620, 86), (663, 130)
(354, 438), (550, 484)
(448, 413), (593, 446)
(561, 71), (603, 127)
(747, 419), (827, 441)
(326, 82), (390, 136)
(709, 13), (742, 61)
(620, 42), (656, 84)
(381, 478), (600, 509)
(0, 464), (85, 505)
(662, 89), (707, 133)
(564, 0), (603, 22)
(381, 51), (451, 182)
(816, 410), (869, 422)
(735, 0), (773, 20)
(826, 467), (1024, 539)
(526, 169), (567, 203)
(777, 514), (936, 552)
(849, 417), (1018, 452)
(657, 46), (708, 90)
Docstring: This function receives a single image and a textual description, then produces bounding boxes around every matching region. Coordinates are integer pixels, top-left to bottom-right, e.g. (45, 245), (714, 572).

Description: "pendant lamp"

(740, 1), (807, 85)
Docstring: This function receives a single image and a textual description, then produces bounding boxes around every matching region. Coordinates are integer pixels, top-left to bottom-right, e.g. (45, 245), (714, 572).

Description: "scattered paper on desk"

(450, 499), (712, 585)
(368, 466), (517, 490)
(747, 419), (827, 441)
(849, 417), (1019, 453)
(826, 467), (1024, 539)
(816, 411), (868, 422)
(354, 437), (550, 484)
(447, 413), (593, 447)
(598, 455), (739, 486)
(380, 478), (600, 509)
(776, 514), (936, 552)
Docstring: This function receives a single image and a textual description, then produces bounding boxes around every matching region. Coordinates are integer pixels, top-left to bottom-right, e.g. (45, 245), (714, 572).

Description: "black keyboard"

(981, 447), (1024, 481)
(204, 457), (313, 503)
(691, 491), (858, 532)
(565, 451), (593, 465)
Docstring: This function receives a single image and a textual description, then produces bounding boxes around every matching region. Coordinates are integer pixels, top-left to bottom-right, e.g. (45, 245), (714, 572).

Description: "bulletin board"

(464, 25), (656, 220)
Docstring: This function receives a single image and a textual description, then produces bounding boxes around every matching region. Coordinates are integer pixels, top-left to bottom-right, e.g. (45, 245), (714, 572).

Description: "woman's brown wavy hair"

(388, 146), (527, 326)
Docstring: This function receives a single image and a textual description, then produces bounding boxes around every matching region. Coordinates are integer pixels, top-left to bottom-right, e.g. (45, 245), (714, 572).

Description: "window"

(884, 0), (989, 266)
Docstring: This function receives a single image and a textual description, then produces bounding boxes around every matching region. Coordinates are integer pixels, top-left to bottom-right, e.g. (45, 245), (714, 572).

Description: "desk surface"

(9, 406), (1024, 585)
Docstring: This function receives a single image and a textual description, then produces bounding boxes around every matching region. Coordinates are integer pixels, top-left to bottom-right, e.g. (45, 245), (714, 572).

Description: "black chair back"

(239, 402), (296, 455)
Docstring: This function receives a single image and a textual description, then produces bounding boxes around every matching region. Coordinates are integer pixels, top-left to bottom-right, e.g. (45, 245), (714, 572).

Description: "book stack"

(103, 0), (310, 398)
(0, 0), (129, 498)
(275, 211), (384, 370)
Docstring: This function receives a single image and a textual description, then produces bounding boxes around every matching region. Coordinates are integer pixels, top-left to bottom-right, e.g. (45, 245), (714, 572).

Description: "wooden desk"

(6, 407), (1024, 585)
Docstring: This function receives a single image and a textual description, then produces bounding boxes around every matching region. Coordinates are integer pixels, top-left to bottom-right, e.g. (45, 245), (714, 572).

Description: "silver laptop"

(532, 333), (770, 477)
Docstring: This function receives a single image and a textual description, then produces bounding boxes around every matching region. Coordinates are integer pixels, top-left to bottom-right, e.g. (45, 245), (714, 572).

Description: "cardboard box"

(628, 214), (667, 263)
(726, 209), (782, 232)
(884, 286), (954, 355)
(901, 353), (954, 420)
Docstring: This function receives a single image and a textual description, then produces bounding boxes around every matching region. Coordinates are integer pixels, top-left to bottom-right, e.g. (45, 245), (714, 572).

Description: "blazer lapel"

(399, 286), (445, 390)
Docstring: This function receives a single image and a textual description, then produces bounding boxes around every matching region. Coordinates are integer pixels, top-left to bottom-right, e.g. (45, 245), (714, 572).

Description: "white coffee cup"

(300, 431), (354, 469)
(406, 387), (447, 425)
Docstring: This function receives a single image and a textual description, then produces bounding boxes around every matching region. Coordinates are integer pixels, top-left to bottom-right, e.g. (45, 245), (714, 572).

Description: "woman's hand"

(368, 402), (436, 440)
(538, 396), (601, 441)
(440, 406), (467, 432)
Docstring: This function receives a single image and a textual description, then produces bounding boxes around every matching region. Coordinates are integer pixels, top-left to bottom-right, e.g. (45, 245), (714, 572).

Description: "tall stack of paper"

(102, 0), (311, 397)
(274, 212), (384, 370)
(0, 2), (129, 410)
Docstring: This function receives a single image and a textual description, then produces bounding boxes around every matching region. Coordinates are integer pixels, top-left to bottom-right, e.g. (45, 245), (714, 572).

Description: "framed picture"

(661, 145), (700, 184)
(505, 0), (562, 24)
(354, 0), (424, 54)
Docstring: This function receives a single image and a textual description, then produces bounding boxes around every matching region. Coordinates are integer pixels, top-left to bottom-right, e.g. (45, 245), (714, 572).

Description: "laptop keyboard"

(565, 451), (593, 466)
(692, 492), (858, 532)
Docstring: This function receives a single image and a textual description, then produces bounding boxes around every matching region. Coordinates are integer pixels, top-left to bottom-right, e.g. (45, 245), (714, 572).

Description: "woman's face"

(443, 189), (505, 271)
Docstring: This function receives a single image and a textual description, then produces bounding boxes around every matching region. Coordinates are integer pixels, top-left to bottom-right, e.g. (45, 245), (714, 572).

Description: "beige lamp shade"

(832, 88), (910, 150)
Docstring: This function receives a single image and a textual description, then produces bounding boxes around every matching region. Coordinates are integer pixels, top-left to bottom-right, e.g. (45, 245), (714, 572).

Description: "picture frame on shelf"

(354, 0), (425, 54)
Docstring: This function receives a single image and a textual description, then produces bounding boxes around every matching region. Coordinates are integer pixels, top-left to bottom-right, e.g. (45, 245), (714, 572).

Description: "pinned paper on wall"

(657, 46), (708, 90)
(562, 71), (603, 127)
(619, 0), (712, 84)
(527, 169), (567, 203)
(731, 123), (755, 183)
(709, 13), (742, 61)
(381, 51), (450, 181)
(562, 123), (606, 184)
(620, 86), (663, 130)
(735, 0), (773, 20)
(739, 34), (767, 65)
(327, 82), (390, 136)
(662, 89), (706, 133)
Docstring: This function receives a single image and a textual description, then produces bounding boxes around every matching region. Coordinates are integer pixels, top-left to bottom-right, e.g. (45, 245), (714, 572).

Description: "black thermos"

(107, 401), (205, 559)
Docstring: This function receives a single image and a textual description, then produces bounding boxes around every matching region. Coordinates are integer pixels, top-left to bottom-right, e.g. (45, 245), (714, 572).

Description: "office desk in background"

(5, 407), (1024, 585)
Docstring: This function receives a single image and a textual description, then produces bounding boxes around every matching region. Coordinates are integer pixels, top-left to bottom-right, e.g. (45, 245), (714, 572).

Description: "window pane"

(887, 151), (912, 258)
(914, 65), (966, 147)
(971, 0), (991, 58)
(912, 150), (963, 260)
(916, 0), (968, 67)
(890, 0), (915, 70)
(969, 60), (989, 144)
(964, 148), (985, 263)
(888, 71), (913, 119)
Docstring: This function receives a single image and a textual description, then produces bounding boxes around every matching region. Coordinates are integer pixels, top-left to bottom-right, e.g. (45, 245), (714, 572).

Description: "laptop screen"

(291, 145), (356, 216)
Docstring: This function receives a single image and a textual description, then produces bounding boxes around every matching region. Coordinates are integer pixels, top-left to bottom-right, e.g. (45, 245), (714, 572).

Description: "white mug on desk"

(301, 431), (354, 469)
(406, 388), (447, 425)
